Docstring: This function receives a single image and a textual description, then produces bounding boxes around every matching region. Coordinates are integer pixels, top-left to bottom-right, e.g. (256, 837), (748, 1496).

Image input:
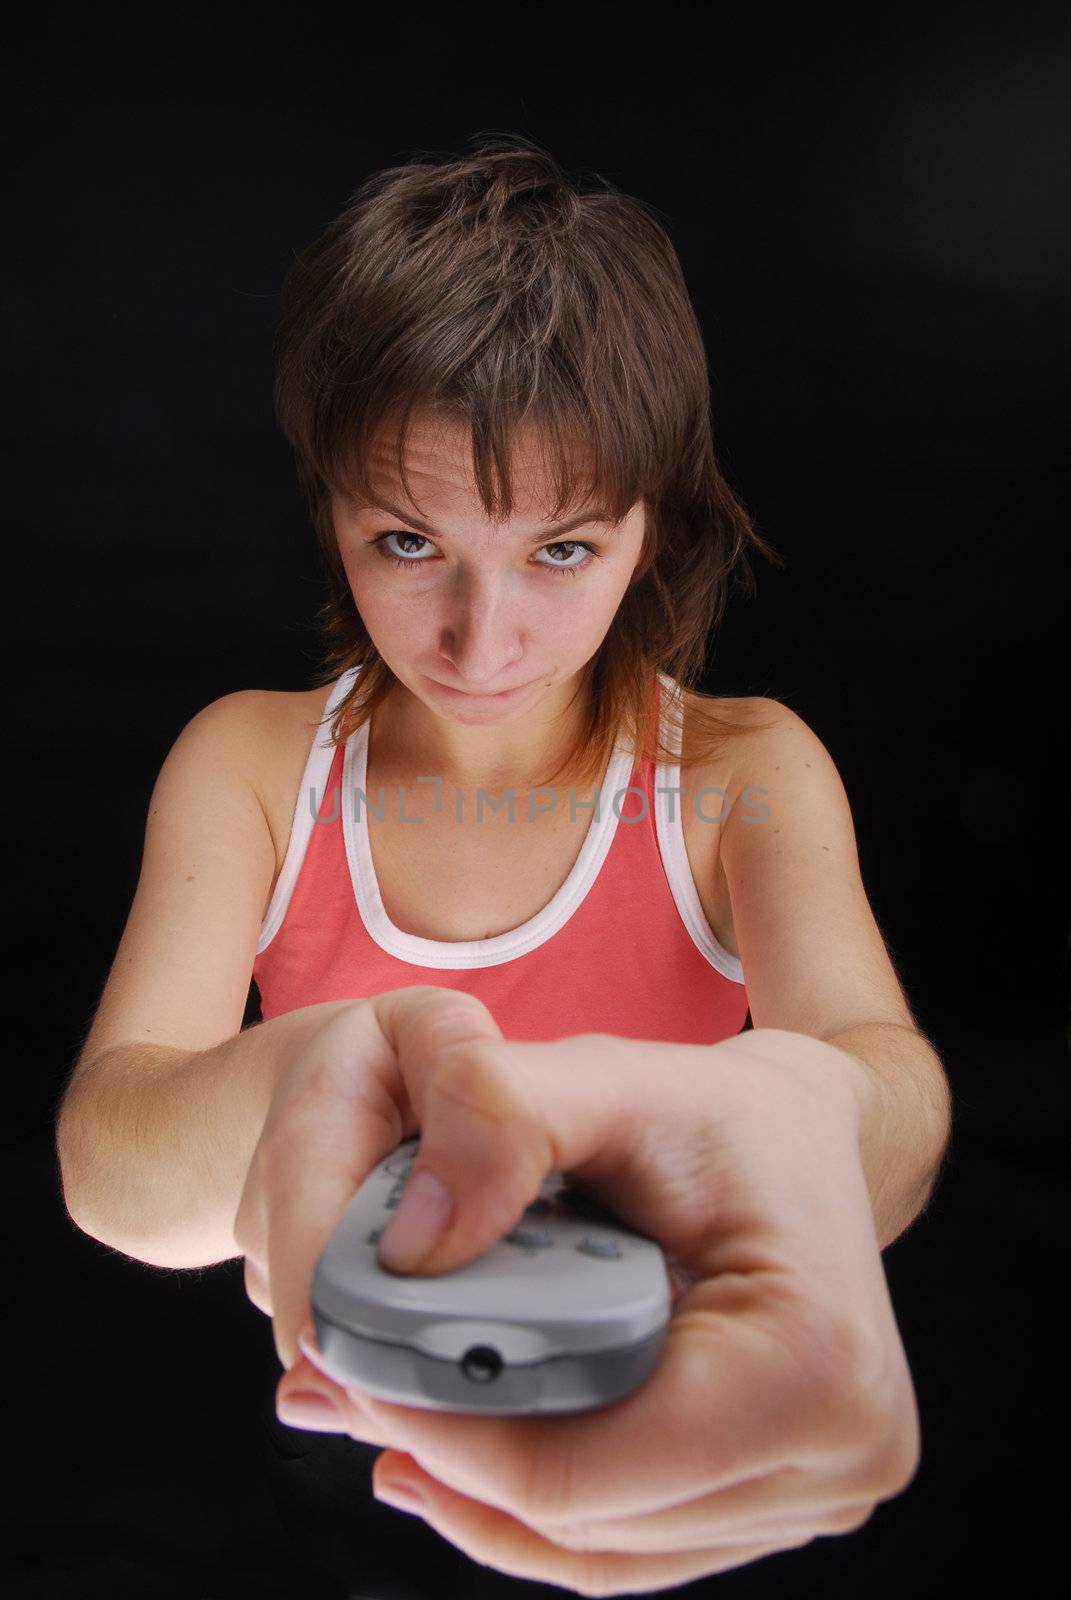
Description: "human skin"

(329, 412), (646, 793)
(235, 987), (920, 1597)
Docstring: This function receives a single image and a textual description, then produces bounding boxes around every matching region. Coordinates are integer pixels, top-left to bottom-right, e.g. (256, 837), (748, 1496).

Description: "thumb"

(375, 1031), (648, 1279)
(267, 984), (505, 1369)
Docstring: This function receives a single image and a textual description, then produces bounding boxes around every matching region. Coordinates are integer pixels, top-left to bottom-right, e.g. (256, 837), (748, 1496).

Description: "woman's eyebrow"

(353, 497), (620, 544)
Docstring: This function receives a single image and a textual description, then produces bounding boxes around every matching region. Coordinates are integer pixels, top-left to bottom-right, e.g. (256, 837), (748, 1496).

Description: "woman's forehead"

(349, 422), (599, 517)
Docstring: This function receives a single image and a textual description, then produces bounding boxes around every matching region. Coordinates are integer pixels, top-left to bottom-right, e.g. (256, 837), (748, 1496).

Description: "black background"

(8, 2), (1068, 1596)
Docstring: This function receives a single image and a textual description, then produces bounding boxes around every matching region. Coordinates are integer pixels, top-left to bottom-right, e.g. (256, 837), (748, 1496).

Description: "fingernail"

(276, 1390), (348, 1432)
(377, 1169), (453, 1273)
(297, 1325), (327, 1372)
(375, 1477), (427, 1514)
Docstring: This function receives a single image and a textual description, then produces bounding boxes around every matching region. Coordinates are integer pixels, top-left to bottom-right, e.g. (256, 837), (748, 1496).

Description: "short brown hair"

(272, 132), (784, 792)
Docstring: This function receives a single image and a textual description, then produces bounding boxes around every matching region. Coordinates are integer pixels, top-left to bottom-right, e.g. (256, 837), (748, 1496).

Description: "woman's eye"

(537, 541), (595, 576)
(372, 531), (595, 577)
(375, 531), (434, 568)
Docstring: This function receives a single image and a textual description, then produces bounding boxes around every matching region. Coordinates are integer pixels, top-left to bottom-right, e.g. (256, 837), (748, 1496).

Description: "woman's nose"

(438, 594), (524, 681)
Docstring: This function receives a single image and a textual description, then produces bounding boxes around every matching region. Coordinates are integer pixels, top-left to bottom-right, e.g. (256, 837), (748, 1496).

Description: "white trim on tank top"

(256, 664), (745, 984)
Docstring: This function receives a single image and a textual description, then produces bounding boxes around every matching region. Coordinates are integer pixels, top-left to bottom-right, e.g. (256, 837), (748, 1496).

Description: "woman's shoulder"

(675, 681), (784, 742)
(225, 682), (339, 872)
(677, 684), (776, 722)
(675, 685), (785, 782)
(225, 680), (337, 746)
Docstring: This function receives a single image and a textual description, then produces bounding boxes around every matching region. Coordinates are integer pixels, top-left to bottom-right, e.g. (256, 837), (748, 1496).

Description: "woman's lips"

(427, 676), (535, 702)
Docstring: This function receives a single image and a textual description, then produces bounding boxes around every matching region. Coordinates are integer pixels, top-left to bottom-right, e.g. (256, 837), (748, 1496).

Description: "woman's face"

(330, 417), (647, 733)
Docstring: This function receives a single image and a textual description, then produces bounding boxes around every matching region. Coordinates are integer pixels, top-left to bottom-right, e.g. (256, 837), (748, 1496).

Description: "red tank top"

(253, 666), (748, 1043)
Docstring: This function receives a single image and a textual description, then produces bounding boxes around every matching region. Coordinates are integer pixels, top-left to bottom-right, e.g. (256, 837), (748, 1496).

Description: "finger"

(265, 987), (505, 1370)
(292, 1338), (875, 1555)
(243, 1254), (273, 1317)
(370, 1450), (809, 1594)
(380, 1028), (868, 1286)
(308, 1304), (837, 1532)
(362, 1029), (892, 1520)
(276, 1357), (394, 1447)
(372, 1030), (650, 1278)
(462, 1454), (876, 1556)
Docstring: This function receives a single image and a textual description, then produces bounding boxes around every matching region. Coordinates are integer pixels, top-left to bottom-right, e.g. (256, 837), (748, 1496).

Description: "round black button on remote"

(460, 1345), (503, 1383)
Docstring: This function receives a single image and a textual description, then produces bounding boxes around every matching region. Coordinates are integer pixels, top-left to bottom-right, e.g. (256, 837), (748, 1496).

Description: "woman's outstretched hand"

(234, 986), (920, 1597)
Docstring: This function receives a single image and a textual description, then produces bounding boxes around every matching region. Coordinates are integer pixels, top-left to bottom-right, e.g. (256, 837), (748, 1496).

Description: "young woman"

(57, 136), (947, 1595)
(60, 129), (941, 1258)
(249, 136), (789, 1046)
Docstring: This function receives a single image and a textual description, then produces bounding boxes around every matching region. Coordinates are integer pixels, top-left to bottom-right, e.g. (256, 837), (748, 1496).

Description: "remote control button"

(460, 1345), (503, 1384)
(504, 1227), (553, 1253)
(576, 1237), (623, 1260)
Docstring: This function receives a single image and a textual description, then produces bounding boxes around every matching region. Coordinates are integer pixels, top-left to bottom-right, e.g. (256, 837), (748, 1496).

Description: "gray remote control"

(310, 1137), (672, 1414)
